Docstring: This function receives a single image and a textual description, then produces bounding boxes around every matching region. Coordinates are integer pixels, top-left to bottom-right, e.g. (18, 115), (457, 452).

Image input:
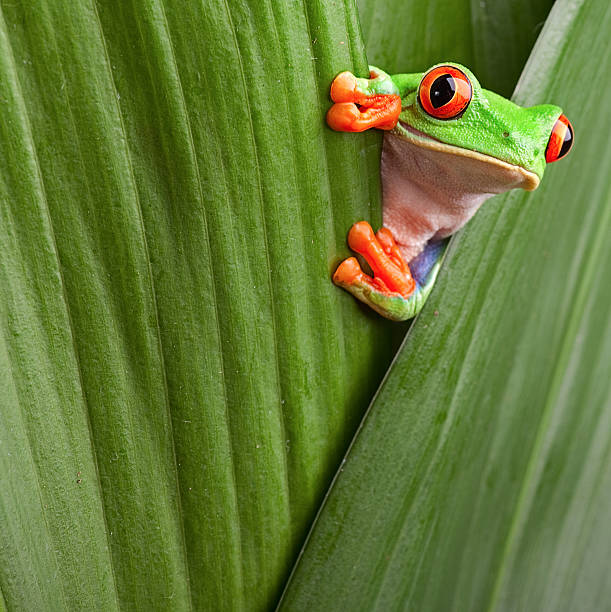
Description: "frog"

(327, 63), (573, 321)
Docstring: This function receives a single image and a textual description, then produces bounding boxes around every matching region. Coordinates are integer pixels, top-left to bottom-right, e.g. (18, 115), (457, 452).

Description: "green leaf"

(0, 1), (397, 610)
(358, 0), (555, 96)
(279, 0), (611, 609)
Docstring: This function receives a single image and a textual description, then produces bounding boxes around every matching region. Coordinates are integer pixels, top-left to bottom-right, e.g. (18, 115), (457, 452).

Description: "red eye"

(418, 66), (472, 119)
(545, 114), (573, 163)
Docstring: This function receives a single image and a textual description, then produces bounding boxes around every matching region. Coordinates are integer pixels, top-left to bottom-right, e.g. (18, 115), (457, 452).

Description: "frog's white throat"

(381, 130), (539, 262)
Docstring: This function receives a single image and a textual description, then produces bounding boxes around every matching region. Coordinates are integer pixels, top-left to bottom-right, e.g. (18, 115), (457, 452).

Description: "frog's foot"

(327, 71), (401, 132)
(333, 222), (418, 321)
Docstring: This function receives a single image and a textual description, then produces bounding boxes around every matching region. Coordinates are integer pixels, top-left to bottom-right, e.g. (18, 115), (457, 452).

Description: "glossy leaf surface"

(0, 1), (395, 610)
(280, 0), (611, 609)
(358, 0), (555, 96)
(0, 0), (600, 610)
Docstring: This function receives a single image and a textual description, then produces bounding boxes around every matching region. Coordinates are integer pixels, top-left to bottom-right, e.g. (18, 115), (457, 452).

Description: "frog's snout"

(545, 114), (573, 163)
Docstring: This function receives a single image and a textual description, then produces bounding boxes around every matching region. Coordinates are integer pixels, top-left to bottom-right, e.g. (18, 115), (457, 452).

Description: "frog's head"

(394, 62), (573, 191)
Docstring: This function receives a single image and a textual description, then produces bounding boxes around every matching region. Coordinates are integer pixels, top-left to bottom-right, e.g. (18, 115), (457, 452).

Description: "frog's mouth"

(397, 121), (540, 191)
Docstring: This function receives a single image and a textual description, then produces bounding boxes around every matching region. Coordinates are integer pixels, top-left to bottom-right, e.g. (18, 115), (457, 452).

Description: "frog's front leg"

(333, 222), (415, 321)
(327, 68), (401, 132)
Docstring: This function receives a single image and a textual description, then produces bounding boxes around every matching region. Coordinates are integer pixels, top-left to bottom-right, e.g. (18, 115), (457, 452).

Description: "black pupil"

(559, 123), (573, 158)
(430, 74), (455, 108)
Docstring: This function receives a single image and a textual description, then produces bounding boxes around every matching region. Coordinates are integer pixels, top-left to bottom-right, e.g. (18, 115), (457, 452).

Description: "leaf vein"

(90, 1), (194, 608)
(0, 6), (120, 609)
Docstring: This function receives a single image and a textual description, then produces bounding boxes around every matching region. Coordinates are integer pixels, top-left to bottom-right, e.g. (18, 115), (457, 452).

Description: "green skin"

(357, 63), (561, 180)
(341, 63), (564, 321)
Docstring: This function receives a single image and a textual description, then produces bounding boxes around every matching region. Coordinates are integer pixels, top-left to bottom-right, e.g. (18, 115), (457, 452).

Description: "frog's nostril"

(502, 131), (509, 138)
(545, 114), (573, 163)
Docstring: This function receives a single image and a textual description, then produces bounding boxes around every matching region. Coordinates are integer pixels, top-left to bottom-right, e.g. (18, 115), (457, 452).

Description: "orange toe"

(333, 257), (363, 287)
(376, 227), (408, 272)
(330, 71), (358, 103)
(347, 221), (376, 253)
(327, 103), (366, 132)
(346, 222), (415, 298)
(376, 227), (396, 252)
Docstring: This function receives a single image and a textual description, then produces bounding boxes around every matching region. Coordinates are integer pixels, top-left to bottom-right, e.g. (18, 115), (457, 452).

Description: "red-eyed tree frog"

(327, 63), (573, 321)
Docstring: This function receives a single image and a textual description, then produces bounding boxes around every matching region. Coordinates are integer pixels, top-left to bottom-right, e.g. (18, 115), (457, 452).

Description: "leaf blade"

(279, 0), (611, 609)
(0, 1), (396, 609)
(358, 0), (555, 96)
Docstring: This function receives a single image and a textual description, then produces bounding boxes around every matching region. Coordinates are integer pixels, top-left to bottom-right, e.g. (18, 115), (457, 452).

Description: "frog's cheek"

(545, 114), (574, 163)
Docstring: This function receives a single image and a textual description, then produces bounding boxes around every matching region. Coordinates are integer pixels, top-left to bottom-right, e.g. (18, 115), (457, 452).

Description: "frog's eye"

(545, 114), (573, 163)
(418, 66), (472, 120)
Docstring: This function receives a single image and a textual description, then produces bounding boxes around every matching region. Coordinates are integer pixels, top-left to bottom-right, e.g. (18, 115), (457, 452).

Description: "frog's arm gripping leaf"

(326, 65), (422, 133)
(333, 222), (447, 322)
(326, 67), (402, 132)
(327, 68), (447, 321)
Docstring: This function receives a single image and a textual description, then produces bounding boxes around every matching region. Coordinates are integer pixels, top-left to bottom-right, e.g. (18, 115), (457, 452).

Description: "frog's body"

(327, 63), (573, 321)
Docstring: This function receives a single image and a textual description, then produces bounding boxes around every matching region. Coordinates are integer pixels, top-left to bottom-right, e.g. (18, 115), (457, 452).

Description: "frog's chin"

(396, 121), (540, 191)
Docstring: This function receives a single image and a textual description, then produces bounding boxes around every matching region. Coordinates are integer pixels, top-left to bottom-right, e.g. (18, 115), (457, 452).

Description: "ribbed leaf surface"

(0, 2), (396, 610)
(280, 0), (611, 609)
(358, 0), (555, 96)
